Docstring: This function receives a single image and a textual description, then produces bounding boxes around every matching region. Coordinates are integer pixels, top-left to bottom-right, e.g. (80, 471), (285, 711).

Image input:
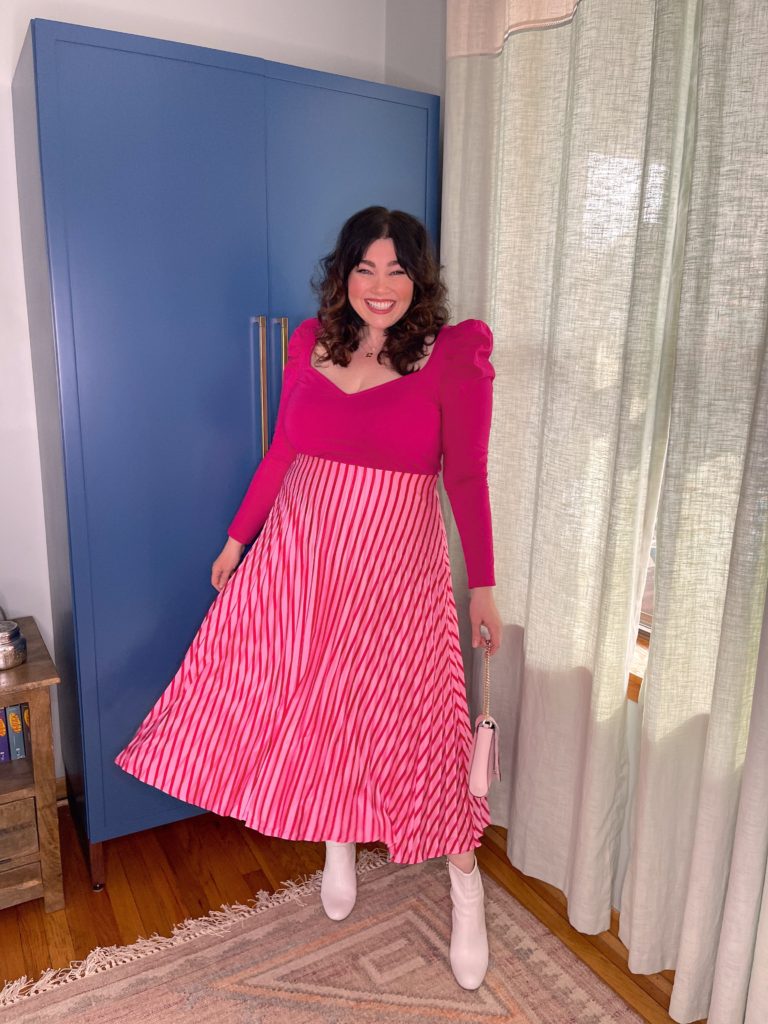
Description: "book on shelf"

(5, 704), (26, 760)
(0, 707), (10, 762)
(21, 702), (32, 754)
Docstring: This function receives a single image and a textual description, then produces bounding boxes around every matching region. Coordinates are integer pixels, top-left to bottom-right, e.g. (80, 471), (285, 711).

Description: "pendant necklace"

(363, 341), (384, 358)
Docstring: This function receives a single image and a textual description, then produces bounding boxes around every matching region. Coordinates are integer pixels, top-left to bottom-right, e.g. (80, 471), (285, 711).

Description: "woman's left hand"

(469, 587), (502, 655)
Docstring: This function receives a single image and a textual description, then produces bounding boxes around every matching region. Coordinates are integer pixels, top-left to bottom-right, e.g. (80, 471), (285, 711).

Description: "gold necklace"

(363, 340), (385, 359)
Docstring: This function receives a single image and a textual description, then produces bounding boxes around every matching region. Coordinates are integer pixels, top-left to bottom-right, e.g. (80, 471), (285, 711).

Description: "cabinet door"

(262, 68), (440, 417)
(32, 24), (270, 841)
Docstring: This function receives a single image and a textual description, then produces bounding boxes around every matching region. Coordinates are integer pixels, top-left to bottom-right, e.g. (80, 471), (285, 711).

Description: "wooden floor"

(0, 807), (703, 1023)
(480, 827), (706, 1024)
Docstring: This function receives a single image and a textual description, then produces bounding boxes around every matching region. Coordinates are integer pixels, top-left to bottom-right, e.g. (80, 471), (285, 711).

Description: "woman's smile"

(347, 237), (414, 332)
(364, 298), (397, 314)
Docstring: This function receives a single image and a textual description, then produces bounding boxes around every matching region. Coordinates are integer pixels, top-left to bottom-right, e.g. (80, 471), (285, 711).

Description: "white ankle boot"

(447, 855), (489, 989)
(321, 841), (357, 920)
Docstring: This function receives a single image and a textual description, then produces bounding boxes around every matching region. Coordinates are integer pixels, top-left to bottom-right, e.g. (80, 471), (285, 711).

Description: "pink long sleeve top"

(228, 317), (496, 588)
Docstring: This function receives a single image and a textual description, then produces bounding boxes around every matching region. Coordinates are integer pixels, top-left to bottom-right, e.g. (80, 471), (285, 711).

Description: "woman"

(115, 206), (502, 990)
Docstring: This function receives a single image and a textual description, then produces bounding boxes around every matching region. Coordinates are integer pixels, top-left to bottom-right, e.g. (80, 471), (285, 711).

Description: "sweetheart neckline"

(307, 331), (443, 397)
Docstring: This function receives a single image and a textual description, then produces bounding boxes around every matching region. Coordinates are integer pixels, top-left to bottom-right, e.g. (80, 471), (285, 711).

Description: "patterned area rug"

(0, 850), (642, 1022)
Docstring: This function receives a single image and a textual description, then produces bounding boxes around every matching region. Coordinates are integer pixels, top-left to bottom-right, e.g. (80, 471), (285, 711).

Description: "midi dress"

(115, 316), (496, 864)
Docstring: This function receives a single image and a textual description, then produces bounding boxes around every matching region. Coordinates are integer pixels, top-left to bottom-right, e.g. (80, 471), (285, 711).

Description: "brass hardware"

(250, 316), (289, 459)
(278, 317), (289, 372)
(257, 316), (268, 458)
(249, 315), (269, 459)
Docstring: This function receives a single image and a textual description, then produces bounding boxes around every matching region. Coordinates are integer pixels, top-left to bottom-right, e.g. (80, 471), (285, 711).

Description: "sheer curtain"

(619, 3), (768, 1020)
(442, 0), (697, 928)
(442, 1), (768, 1022)
(707, 593), (768, 1023)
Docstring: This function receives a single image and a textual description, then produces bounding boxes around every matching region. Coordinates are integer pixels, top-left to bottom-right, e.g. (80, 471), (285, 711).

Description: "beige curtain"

(619, 2), (768, 1020)
(707, 591), (768, 1023)
(442, 1), (768, 1021)
(443, 0), (697, 927)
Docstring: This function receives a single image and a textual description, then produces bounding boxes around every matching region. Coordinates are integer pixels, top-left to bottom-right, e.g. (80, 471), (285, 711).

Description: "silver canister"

(0, 620), (27, 670)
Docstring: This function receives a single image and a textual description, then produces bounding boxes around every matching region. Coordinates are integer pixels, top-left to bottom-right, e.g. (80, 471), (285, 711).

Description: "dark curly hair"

(310, 206), (450, 376)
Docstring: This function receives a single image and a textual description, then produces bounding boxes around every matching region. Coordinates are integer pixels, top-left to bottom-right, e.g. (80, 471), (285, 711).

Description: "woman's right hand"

(211, 537), (245, 591)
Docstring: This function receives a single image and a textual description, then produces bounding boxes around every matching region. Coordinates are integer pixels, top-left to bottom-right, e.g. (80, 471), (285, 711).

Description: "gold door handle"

(252, 316), (289, 459)
(259, 316), (270, 458)
(249, 315), (269, 459)
(277, 316), (289, 372)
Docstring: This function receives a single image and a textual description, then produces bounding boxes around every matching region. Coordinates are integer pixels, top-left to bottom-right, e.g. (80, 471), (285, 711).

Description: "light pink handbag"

(468, 631), (500, 798)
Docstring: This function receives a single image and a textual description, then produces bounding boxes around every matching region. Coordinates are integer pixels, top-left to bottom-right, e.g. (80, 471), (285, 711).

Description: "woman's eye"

(355, 267), (406, 275)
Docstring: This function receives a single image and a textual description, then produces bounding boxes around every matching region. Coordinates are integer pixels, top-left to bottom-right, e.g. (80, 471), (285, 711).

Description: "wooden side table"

(0, 616), (64, 912)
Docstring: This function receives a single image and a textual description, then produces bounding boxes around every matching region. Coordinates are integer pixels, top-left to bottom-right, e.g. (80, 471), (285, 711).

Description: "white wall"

(1, 0), (445, 777)
(386, 0), (446, 132)
(387, 0), (446, 158)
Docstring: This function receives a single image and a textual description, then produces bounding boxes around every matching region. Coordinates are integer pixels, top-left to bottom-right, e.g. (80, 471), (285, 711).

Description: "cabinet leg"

(89, 841), (105, 890)
(27, 691), (65, 912)
(43, 886), (65, 913)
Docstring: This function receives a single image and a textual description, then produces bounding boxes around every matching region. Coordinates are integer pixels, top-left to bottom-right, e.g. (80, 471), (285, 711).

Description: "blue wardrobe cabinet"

(12, 19), (440, 887)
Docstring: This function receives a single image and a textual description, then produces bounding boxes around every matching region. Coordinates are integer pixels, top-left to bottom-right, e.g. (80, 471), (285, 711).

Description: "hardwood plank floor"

(480, 827), (706, 1024)
(0, 806), (704, 1023)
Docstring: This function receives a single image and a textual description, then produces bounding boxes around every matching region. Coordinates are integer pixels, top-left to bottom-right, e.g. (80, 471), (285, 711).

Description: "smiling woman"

(310, 236), (419, 393)
(310, 206), (450, 378)
(309, 234), (440, 393)
(347, 237), (414, 329)
(115, 206), (501, 991)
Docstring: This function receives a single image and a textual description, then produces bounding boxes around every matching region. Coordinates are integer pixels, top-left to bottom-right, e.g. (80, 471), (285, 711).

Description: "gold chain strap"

(482, 635), (492, 718)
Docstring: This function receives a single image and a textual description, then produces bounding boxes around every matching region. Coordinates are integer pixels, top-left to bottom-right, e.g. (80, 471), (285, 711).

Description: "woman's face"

(347, 237), (414, 333)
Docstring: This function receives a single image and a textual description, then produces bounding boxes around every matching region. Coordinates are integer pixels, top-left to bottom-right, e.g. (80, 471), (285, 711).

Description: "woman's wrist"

(225, 534), (246, 552)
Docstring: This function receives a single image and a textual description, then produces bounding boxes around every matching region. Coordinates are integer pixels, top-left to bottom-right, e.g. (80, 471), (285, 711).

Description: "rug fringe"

(0, 845), (391, 1008)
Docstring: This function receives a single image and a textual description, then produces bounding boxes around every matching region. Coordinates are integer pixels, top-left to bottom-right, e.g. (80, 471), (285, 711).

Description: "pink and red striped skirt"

(115, 453), (490, 863)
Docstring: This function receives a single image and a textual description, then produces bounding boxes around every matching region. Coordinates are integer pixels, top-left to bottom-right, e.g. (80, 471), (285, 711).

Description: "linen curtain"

(619, 3), (768, 1019)
(441, 1), (768, 1021)
(442, 0), (697, 927)
(707, 596), (768, 1023)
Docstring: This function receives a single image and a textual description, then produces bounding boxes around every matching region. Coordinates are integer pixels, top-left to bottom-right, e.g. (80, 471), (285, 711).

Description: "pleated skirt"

(115, 452), (490, 863)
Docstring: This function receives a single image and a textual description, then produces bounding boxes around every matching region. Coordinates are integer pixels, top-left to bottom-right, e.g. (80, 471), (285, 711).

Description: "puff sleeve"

(440, 320), (496, 588)
(227, 320), (309, 545)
